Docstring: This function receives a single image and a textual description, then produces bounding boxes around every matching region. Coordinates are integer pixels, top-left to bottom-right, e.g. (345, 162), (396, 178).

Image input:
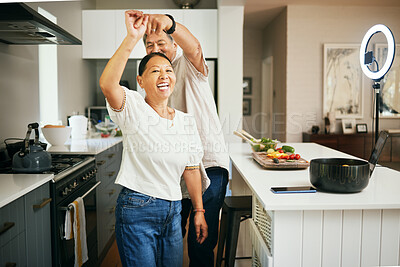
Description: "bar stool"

(216, 195), (252, 267)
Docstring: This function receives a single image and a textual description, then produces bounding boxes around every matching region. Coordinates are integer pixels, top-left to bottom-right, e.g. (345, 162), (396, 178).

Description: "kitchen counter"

(229, 142), (400, 210)
(47, 137), (122, 155)
(0, 173), (54, 208)
(229, 142), (400, 267)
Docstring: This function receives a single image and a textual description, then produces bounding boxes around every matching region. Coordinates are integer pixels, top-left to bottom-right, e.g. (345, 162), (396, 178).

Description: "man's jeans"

(181, 167), (229, 267)
(116, 187), (183, 267)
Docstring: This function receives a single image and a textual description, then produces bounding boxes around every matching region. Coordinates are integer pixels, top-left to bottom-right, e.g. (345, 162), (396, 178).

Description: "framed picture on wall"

(323, 44), (363, 119)
(243, 98), (252, 116)
(342, 119), (356, 134)
(243, 77), (252, 95)
(356, 123), (368, 133)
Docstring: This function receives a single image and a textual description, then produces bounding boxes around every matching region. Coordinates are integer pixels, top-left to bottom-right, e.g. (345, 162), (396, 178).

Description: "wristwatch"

(165, 14), (176, 34)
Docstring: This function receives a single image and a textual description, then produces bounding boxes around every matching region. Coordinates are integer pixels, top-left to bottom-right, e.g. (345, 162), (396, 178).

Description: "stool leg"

(225, 212), (242, 267)
(216, 206), (228, 267)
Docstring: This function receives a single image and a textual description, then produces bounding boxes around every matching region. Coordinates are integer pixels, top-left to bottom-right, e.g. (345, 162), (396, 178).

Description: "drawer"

(102, 165), (119, 186)
(0, 197), (25, 247)
(0, 231), (27, 267)
(98, 206), (117, 256)
(97, 190), (118, 224)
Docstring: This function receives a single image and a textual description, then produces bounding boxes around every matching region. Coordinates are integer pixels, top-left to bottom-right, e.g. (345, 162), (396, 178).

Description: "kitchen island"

(229, 142), (400, 267)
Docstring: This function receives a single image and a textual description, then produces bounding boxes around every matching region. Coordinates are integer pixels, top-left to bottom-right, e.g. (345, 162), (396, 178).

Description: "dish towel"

(64, 196), (89, 267)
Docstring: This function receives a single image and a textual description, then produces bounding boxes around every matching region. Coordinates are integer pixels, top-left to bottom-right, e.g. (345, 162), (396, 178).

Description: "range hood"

(0, 3), (81, 45)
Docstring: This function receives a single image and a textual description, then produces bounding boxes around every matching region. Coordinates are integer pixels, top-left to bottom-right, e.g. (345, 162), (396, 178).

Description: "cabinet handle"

(111, 224), (115, 231)
(108, 153), (115, 159)
(108, 171), (116, 177)
(109, 206), (116, 214)
(6, 263), (17, 267)
(97, 160), (106, 166)
(108, 189), (116, 196)
(0, 222), (15, 236)
(33, 198), (52, 210)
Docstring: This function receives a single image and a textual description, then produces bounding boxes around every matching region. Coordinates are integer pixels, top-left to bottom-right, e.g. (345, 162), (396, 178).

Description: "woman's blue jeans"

(115, 187), (183, 267)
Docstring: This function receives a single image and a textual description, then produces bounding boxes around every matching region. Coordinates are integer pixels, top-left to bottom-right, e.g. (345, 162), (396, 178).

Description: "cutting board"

(252, 152), (310, 169)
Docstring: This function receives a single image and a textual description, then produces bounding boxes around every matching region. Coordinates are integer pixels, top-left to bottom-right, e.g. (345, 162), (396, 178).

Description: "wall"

(243, 28), (263, 138)
(286, 5), (400, 142)
(0, 1), (97, 142)
(218, 5), (244, 143)
(262, 9), (287, 141)
(95, 0), (217, 9)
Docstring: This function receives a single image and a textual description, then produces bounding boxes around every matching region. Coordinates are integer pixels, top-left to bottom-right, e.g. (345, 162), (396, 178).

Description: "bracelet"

(165, 14), (176, 34)
(193, 208), (205, 213)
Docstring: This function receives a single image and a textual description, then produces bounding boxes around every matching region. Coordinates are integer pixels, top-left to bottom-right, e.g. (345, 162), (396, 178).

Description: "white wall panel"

(273, 210), (302, 266)
(380, 209), (400, 266)
(302, 210), (323, 267)
(341, 210), (362, 267)
(322, 210), (342, 267)
(361, 210), (382, 267)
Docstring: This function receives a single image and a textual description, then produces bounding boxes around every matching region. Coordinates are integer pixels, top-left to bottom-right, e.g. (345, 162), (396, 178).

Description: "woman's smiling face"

(137, 55), (176, 101)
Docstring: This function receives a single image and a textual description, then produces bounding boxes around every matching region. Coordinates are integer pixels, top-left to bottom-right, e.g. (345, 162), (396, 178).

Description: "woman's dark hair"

(138, 52), (172, 76)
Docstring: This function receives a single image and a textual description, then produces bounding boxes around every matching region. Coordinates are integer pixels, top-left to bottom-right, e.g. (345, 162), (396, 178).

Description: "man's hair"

(138, 52), (172, 76)
(143, 32), (174, 46)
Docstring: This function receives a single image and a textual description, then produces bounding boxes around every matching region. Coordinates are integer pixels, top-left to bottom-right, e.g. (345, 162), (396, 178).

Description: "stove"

(0, 154), (94, 178)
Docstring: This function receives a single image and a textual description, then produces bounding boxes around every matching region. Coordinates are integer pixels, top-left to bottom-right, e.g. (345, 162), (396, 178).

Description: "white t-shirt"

(169, 50), (230, 172)
(106, 87), (204, 201)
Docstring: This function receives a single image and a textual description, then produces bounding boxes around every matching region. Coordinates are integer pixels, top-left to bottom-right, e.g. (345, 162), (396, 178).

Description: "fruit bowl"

(95, 121), (117, 138)
(42, 126), (72, 146)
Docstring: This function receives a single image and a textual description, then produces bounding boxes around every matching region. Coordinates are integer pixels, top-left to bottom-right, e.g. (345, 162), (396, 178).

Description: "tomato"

(289, 154), (295, 160)
(281, 154), (289, 159)
(295, 154), (301, 160)
(279, 150), (284, 153)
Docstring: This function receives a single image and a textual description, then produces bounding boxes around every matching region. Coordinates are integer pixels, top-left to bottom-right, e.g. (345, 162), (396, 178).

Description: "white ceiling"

(244, 0), (400, 29)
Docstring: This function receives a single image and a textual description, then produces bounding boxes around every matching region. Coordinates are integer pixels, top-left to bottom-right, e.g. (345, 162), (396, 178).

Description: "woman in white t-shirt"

(99, 11), (207, 267)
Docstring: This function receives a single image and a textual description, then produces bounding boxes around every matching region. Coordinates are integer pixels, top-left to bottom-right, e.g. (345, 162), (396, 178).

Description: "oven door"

(56, 178), (100, 267)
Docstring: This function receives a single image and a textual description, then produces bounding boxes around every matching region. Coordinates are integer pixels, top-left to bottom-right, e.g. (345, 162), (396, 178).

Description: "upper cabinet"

(82, 9), (218, 59)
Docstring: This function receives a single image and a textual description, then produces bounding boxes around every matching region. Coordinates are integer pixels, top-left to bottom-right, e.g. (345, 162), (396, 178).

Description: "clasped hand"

(125, 10), (173, 39)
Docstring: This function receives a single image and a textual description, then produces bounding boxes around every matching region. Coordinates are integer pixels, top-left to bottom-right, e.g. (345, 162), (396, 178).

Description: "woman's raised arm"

(99, 10), (148, 109)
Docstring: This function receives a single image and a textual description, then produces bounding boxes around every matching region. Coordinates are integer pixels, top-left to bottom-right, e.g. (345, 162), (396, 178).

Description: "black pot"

(310, 158), (370, 193)
(309, 131), (390, 193)
(4, 138), (47, 158)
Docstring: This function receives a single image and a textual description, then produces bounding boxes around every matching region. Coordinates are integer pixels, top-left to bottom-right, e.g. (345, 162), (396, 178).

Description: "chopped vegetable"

(266, 148), (275, 154)
(282, 145), (295, 153)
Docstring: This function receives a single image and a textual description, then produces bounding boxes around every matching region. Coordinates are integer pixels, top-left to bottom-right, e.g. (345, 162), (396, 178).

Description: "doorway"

(261, 56), (273, 138)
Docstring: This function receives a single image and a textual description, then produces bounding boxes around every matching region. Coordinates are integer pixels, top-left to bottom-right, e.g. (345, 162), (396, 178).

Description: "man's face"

(145, 32), (177, 61)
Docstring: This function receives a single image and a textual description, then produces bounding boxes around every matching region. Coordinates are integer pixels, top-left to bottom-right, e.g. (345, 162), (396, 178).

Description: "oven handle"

(82, 181), (101, 199)
(59, 181), (101, 211)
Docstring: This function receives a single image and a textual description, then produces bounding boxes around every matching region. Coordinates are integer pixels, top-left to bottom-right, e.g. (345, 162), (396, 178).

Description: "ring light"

(359, 24), (395, 81)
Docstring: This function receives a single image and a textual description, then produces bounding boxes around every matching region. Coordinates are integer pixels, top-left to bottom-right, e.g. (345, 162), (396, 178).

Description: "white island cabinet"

(229, 142), (400, 267)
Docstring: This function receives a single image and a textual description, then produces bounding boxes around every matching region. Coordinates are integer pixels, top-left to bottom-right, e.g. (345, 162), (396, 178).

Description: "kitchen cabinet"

(82, 10), (116, 59)
(96, 142), (122, 260)
(82, 9), (218, 59)
(0, 183), (51, 267)
(303, 132), (400, 164)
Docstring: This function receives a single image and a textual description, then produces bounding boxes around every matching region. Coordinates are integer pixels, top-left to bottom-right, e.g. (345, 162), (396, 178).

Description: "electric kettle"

(12, 122), (52, 173)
